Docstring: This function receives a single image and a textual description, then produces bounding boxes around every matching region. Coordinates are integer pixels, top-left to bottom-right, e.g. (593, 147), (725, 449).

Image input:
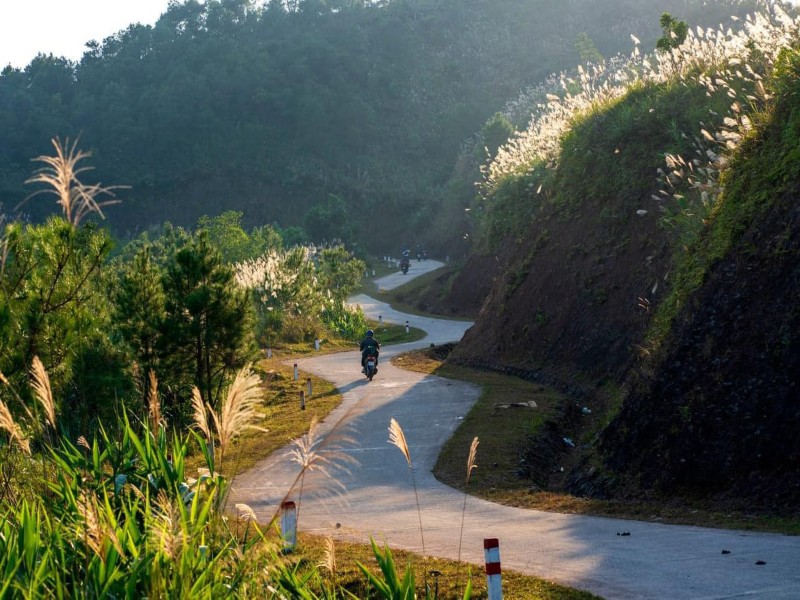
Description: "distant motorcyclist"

(359, 329), (381, 373)
(400, 248), (411, 274)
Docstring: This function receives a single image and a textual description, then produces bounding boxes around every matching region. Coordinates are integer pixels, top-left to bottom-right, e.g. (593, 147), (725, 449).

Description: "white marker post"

(379, 315), (383, 325)
(267, 348), (272, 359)
(484, 538), (503, 600)
(314, 339), (320, 351)
(405, 320), (410, 334)
(307, 378), (313, 398)
(300, 390), (306, 410)
(293, 364), (298, 381)
(280, 501), (297, 553)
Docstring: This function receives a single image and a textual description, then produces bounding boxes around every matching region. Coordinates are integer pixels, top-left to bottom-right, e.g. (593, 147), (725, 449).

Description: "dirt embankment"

(448, 194), (672, 384)
(598, 187), (800, 510)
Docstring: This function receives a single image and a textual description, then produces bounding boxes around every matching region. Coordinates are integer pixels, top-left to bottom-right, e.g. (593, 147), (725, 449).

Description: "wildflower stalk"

(458, 437), (479, 563)
(388, 418), (425, 555)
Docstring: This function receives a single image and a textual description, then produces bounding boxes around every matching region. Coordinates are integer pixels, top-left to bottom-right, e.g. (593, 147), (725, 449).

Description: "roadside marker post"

(484, 538), (503, 600)
(300, 390), (306, 410)
(307, 378), (312, 397)
(405, 320), (410, 334)
(280, 501), (297, 553)
(293, 363), (298, 381)
(314, 339), (320, 351)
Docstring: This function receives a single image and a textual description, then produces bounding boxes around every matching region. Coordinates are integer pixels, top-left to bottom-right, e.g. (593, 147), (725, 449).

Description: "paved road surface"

(232, 264), (800, 599)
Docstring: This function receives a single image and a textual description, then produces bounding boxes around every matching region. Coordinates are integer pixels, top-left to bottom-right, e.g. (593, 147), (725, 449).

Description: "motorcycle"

(400, 257), (410, 274)
(364, 353), (379, 381)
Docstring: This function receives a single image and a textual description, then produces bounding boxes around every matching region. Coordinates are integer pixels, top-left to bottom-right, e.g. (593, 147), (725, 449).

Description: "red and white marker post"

(484, 538), (503, 600)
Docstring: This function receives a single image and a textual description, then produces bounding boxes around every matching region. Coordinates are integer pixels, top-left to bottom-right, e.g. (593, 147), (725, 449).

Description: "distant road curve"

(232, 261), (800, 599)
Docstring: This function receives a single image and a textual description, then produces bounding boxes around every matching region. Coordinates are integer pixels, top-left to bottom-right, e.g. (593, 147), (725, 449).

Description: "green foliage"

(159, 231), (256, 418)
(321, 301), (368, 342)
(197, 210), (283, 263)
(480, 113), (515, 160)
(316, 246), (365, 301)
(649, 44), (800, 349)
(656, 13), (689, 52)
(0, 218), (120, 421)
(358, 539), (419, 600)
(236, 244), (366, 344)
(574, 32), (604, 65)
(0, 400), (303, 597)
(478, 163), (546, 249)
(358, 539), (473, 600)
(113, 245), (165, 401)
(304, 195), (355, 245)
(0, 0), (750, 252)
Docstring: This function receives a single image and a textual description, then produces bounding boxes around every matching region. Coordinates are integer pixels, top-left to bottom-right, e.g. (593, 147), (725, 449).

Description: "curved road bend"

(232, 261), (800, 599)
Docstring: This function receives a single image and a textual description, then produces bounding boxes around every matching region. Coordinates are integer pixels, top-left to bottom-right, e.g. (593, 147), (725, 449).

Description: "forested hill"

(0, 0), (756, 250)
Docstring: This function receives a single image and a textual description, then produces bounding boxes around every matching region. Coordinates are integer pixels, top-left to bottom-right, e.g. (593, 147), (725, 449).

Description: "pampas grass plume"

(30, 356), (56, 429)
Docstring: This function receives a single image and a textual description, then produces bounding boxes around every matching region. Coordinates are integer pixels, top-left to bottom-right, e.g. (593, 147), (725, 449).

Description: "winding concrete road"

(232, 261), (800, 599)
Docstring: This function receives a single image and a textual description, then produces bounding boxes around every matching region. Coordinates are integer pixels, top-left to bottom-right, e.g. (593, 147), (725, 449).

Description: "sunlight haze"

(0, 0), (171, 69)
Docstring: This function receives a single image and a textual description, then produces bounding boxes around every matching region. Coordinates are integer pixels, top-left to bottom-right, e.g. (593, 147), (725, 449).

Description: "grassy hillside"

(443, 4), (800, 509)
(0, 0), (759, 253)
(596, 45), (800, 509)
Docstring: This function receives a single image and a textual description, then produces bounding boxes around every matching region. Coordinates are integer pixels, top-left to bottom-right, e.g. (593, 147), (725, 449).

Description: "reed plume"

(235, 502), (258, 523)
(388, 418), (425, 555)
(319, 536), (338, 587)
(76, 490), (123, 558)
(24, 137), (124, 226)
(458, 436), (479, 562)
(0, 398), (30, 455)
(191, 387), (211, 441)
(150, 490), (181, 560)
(147, 370), (163, 432)
(287, 415), (356, 530)
(209, 365), (265, 462)
(30, 356), (56, 430)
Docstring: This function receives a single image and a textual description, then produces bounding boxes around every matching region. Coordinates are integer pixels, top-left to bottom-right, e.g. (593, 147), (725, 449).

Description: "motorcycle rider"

(400, 248), (411, 273)
(359, 329), (381, 373)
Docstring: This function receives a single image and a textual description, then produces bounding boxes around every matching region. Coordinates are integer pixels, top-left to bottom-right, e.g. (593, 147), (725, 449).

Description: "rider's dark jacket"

(359, 336), (380, 365)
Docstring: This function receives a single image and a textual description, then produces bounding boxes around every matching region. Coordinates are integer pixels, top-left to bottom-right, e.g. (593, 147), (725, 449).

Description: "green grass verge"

(396, 349), (800, 536)
(291, 533), (602, 599)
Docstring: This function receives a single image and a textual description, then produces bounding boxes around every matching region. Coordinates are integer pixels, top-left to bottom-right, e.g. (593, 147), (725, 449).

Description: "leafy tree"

(0, 219), (113, 392)
(656, 13), (689, 52)
(480, 112), (515, 160)
(113, 245), (166, 403)
(159, 231), (255, 420)
(304, 194), (354, 244)
(575, 32), (604, 65)
(197, 210), (283, 263)
(316, 245), (365, 301)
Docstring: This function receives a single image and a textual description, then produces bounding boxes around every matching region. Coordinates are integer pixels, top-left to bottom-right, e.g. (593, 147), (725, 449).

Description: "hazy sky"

(2, 0), (799, 70)
(0, 0), (172, 69)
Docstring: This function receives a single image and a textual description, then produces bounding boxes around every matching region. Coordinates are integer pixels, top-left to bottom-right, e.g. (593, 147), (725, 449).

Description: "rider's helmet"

(366, 329), (374, 337)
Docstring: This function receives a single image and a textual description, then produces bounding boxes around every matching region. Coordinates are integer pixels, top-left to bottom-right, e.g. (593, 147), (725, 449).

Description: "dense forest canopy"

(0, 0), (761, 252)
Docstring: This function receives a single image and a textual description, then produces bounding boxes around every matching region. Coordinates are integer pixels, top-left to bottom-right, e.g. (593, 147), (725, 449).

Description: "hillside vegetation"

(447, 4), (800, 509)
(0, 0), (758, 252)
